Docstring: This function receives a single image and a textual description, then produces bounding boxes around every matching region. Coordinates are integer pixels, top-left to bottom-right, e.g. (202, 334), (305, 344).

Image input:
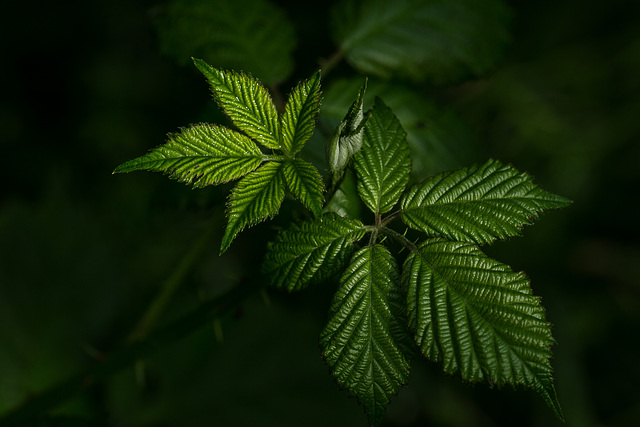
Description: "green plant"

(114, 58), (570, 425)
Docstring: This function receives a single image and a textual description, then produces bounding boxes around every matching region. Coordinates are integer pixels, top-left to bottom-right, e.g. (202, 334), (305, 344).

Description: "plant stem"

(378, 226), (418, 252)
(0, 279), (262, 425)
(128, 214), (220, 342)
(320, 49), (345, 77)
(380, 209), (402, 227)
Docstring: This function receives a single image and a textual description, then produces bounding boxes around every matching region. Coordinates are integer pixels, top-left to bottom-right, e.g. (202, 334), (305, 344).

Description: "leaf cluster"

(114, 59), (324, 253)
(114, 58), (570, 427)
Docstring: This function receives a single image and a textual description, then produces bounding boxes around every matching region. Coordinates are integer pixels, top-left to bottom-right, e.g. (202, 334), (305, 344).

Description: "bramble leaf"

(281, 71), (322, 155)
(331, 0), (511, 84)
(403, 239), (563, 420)
(262, 213), (365, 291)
(354, 98), (410, 214)
(327, 79), (368, 178)
(193, 58), (280, 149)
(321, 245), (413, 426)
(221, 162), (285, 253)
(155, 0), (295, 84)
(401, 159), (572, 243)
(113, 124), (263, 187)
(283, 159), (325, 218)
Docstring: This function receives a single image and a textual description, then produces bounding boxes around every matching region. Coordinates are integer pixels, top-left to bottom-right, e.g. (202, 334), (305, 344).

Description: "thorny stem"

(380, 209), (402, 227)
(0, 279), (262, 425)
(128, 214), (220, 342)
(320, 49), (345, 77)
(363, 223), (417, 252)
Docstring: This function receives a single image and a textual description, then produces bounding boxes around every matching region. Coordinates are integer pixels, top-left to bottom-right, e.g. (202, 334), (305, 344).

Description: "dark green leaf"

(354, 98), (411, 214)
(281, 71), (322, 155)
(283, 159), (325, 218)
(331, 0), (511, 84)
(193, 59), (280, 150)
(401, 159), (572, 243)
(262, 213), (365, 291)
(221, 162), (285, 253)
(404, 239), (563, 420)
(321, 245), (413, 426)
(155, 0), (295, 84)
(113, 124), (263, 187)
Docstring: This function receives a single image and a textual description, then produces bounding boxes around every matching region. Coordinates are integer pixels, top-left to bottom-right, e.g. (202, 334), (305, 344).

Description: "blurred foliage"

(0, 0), (639, 426)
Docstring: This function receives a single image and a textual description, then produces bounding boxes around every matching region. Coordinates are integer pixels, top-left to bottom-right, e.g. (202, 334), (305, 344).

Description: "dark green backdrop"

(1, 0), (639, 426)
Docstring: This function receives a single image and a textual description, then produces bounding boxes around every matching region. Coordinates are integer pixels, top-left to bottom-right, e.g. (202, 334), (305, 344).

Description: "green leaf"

(283, 159), (325, 218)
(401, 159), (572, 244)
(193, 59), (280, 150)
(326, 79), (368, 178)
(281, 71), (322, 154)
(155, 0), (296, 84)
(331, 0), (511, 84)
(221, 162), (285, 253)
(404, 239), (563, 420)
(113, 124), (264, 187)
(324, 170), (362, 219)
(262, 213), (365, 291)
(354, 98), (411, 214)
(320, 245), (412, 426)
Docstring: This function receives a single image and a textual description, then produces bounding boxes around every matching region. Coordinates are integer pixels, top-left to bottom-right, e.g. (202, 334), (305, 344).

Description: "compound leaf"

(281, 71), (322, 154)
(401, 159), (572, 244)
(283, 159), (325, 218)
(113, 124), (263, 187)
(331, 0), (511, 84)
(262, 213), (365, 291)
(404, 239), (563, 420)
(221, 162), (285, 253)
(194, 58), (280, 150)
(354, 98), (410, 214)
(327, 79), (368, 178)
(155, 0), (295, 84)
(321, 245), (412, 426)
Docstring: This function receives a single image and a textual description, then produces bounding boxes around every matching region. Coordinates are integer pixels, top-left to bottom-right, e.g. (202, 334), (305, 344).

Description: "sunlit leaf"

(321, 245), (412, 425)
(262, 213), (365, 291)
(194, 59), (280, 150)
(281, 71), (322, 155)
(331, 0), (511, 84)
(113, 124), (263, 187)
(354, 98), (410, 214)
(221, 162), (285, 253)
(404, 239), (563, 420)
(283, 159), (325, 217)
(401, 159), (572, 243)
(155, 0), (295, 84)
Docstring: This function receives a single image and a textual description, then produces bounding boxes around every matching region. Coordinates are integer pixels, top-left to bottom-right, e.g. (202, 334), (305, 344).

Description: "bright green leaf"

(354, 98), (411, 214)
(283, 159), (325, 218)
(262, 213), (365, 291)
(326, 79), (368, 178)
(331, 0), (511, 84)
(221, 162), (285, 253)
(113, 124), (263, 188)
(321, 245), (413, 426)
(401, 159), (572, 243)
(403, 239), (563, 420)
(155, 0), (295, 84)
(281, 71), (322, 154)
(193, 58), (280, 150)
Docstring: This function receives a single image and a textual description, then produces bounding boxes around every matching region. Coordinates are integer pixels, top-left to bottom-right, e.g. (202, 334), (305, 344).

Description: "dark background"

(1, 0), (639, 426)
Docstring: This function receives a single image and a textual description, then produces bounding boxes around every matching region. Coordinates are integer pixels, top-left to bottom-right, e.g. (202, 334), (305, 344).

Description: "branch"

(0, 279), (262, 425)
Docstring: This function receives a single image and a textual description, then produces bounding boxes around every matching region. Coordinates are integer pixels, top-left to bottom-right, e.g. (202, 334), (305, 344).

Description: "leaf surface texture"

(262, 213), (365, 291)
(321, 245), (412, 425)
(403, 239), (563, 419)
(401, 159), (571, 243)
